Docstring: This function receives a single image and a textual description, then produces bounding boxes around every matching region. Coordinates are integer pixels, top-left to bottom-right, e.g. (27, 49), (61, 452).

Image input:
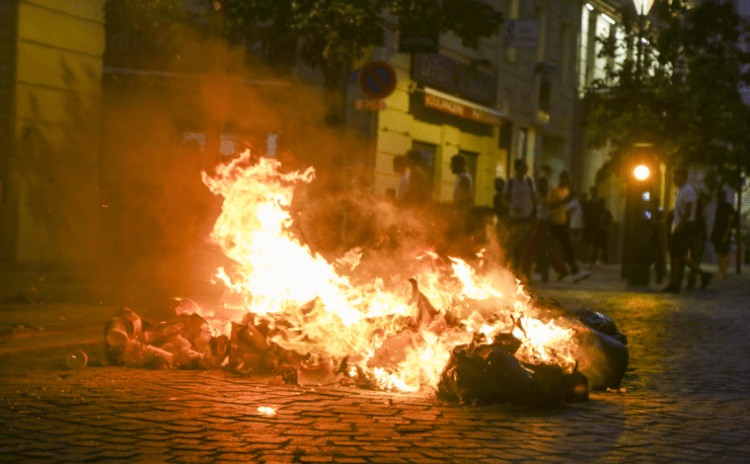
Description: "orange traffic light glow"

(633, 164), (650, 181)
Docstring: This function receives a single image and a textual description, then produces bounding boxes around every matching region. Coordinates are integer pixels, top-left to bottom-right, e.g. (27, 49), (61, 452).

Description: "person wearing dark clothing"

(402, 150), (431, 205)
(711, 190), (736, 279)
(687, 192), (711, 290)
(662, 167), (712, 294)
(492, 178), (509, 224)
(526, 177), (567, 282)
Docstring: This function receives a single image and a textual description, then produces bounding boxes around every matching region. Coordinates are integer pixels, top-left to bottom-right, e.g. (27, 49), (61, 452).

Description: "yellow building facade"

(367, 50), (507, 208)
(352, 0), (584, 210)
(0, 0), (105, 266)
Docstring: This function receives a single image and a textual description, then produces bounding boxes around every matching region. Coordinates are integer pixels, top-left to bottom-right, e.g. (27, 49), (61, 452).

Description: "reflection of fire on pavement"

(103, 151), (628, 406)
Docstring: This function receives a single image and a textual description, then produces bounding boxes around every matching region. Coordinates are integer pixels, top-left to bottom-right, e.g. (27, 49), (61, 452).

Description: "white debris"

(257, 406), (277, 417)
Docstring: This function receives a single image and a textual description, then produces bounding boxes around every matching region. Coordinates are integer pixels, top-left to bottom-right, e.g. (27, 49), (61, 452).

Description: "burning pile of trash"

(103, 151), (629, 406)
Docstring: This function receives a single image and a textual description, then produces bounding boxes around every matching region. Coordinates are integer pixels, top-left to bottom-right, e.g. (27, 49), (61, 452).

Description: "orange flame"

(202, 150), (576, 391)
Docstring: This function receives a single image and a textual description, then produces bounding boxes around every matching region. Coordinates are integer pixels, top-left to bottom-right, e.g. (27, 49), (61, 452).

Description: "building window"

(506, 0), (520, 62)
(579, 4), (590, 90)
(593, 13), (613, 83)
(519, 127), (529, 160)
(539, 77), (551, 112)
(536, 6), (548, 63)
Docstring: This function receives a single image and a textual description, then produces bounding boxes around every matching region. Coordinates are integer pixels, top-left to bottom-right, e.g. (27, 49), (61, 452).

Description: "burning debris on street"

(103, 151), (628, 406)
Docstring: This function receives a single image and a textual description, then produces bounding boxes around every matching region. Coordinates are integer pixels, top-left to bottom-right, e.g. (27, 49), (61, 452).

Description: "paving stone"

(1, 275), (750, 462)
(169, 455), (216, 463)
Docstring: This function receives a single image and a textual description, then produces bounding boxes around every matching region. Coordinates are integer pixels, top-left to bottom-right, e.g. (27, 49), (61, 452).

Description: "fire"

(201, 150), (577, 391)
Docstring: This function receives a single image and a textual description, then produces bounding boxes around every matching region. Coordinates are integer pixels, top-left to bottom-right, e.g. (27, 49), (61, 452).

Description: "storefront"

(369, 52), (507, 207)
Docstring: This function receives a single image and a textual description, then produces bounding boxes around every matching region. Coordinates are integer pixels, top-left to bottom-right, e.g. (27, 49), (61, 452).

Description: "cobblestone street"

(1, 267), (749, 463)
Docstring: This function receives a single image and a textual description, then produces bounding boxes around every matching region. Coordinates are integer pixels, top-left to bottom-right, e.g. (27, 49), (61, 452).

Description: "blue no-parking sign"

(359, 61), (397, 100)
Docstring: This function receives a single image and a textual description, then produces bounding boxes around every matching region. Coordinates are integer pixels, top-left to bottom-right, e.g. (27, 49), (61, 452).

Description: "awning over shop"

(423, 87), (504, 126)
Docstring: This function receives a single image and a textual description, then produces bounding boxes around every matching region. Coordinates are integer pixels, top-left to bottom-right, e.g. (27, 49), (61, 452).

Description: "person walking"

(402, 150), (431, 205)
(546, 171), (591, 282)
(662, 167), (712, 293)
(711, 189), (736, 279)
(392, 155), (409, 201)
(451, 155), (474, 211)
(526, 177), (567, 282)
(503, 159), (537, 279)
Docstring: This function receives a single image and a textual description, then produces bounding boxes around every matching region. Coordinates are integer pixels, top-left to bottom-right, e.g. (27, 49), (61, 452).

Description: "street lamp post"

(622, 148), (659, 286)
(620, 0), (657, 282)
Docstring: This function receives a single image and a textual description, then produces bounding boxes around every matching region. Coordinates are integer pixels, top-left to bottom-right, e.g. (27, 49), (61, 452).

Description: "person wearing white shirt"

(392, 155), (409, 201)
(662, 167), (712, 293)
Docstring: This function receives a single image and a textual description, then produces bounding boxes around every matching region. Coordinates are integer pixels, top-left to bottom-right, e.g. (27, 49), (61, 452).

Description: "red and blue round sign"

(359, 61), (397, 100)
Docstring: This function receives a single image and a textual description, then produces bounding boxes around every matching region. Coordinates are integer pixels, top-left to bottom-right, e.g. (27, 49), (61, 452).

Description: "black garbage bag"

(437, 339), (588, 407)
(566, 309), (627, 345)
(570, 327), (629, 390)
(559, 309), (628, 390)
(523, 363), (589, 405)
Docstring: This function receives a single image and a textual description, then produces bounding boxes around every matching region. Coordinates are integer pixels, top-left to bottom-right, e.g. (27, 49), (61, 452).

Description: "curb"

(0, 327), (104, 356)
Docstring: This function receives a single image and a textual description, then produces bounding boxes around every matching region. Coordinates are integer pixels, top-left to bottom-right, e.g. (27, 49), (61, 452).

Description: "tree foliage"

(103, 0), (502, 125)
(220, 0), (503, 90)
(584, 0), (750, 190)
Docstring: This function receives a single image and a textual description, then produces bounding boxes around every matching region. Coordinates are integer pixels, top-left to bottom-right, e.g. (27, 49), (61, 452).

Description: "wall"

(0, 0), (18, 262)
(9, 0), (105, 266)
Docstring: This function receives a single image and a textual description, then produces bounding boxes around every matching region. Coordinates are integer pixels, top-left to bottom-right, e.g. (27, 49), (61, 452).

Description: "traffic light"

(621, 148), (661, 286)
(633, 163), (650, 182)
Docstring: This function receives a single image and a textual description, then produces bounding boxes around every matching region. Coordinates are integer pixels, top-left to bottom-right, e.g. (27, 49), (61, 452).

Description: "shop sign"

(424, 93), (502, 126)
(355, 99), (387, 111)
(504, 20), (539, 48)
